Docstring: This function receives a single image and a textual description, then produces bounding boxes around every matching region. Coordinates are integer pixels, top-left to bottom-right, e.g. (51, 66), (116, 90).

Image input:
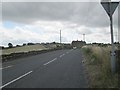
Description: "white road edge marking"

(44, 58), (57, 65)
(0, 71), (33, 88)
(0, 65), (13, 70)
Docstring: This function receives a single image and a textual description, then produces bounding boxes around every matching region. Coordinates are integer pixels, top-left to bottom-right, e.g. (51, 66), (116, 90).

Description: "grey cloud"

(75, 28), (93, 35)
(2, 2), (119, 28)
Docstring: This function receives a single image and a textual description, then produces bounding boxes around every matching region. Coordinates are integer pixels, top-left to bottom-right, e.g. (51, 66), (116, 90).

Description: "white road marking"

(0, 65), (13, 70)
(44, 58), (57, 65)
(66, 52), (69, 54)
(60, 55), (63, 58)
(59, 54), (65, 58)
(0, 71), (33, 88)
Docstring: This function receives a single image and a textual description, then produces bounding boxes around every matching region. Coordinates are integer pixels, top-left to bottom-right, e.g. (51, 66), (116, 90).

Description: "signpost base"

(110, 51), (116, 74)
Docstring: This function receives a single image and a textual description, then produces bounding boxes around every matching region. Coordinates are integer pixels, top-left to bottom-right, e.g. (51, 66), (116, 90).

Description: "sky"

(0, 0), (120, 47)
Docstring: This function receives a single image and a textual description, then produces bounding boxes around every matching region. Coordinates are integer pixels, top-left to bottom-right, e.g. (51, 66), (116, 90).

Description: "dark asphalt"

(2, 49), (87, 88)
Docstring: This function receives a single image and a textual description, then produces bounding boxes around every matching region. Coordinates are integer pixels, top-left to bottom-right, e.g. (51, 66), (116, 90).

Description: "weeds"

(82, 45), (118, 88)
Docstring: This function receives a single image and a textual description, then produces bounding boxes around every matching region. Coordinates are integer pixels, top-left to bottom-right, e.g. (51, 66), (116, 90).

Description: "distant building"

(71, 40), (86, 48)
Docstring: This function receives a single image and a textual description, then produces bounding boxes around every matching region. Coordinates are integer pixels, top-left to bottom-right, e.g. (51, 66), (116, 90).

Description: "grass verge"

(81, 45), (119, 88)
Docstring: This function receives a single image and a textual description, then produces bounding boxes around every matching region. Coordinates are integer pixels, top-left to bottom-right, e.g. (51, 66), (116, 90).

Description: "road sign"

(101, 2), (119, 17)
(101, 1), (119, 74)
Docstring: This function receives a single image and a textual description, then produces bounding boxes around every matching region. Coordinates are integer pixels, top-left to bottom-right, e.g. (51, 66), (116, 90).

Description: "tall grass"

(82, 45), (118, 88)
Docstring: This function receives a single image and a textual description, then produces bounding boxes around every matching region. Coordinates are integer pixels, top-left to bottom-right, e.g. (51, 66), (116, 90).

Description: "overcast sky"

(0, 0), (119, 46)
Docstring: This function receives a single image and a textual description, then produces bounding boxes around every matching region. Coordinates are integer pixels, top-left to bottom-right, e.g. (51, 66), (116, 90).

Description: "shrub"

(16, 45), (21, 47)
(8, 43), (13, 48)
(27, 43), (35, 45)
(23, 43), (26, 46)
(0, 46), (4, 49)
(83, 47), (92, 54)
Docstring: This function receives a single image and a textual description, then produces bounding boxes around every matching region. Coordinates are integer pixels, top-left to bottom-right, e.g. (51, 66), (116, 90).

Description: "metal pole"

(83, 34), (85, 42)
(60, 30), (61, 44)
(109, 1), (116, 74)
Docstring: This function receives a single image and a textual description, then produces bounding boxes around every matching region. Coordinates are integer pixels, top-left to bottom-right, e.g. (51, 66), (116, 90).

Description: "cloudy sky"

(0, 0), (119, 46)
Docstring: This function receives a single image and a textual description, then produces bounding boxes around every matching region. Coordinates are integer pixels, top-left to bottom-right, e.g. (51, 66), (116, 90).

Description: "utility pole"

(101, 0), (119, 74)
(60, 30), (61, 44)
(83, 34), (85, 42)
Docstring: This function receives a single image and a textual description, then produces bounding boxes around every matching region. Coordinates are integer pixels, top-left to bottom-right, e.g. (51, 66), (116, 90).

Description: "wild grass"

(82, 45), (118, 88)
(2, 45), (49, 55)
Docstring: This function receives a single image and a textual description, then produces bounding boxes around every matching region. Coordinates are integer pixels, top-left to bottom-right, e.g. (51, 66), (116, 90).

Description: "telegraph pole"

(83, 34), (85, 42)
(60, 30), (61, 44)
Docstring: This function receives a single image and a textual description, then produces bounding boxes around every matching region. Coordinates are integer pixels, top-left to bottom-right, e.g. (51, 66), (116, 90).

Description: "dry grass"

(82, 45), (118, 88)
(2, 45), (49, 55)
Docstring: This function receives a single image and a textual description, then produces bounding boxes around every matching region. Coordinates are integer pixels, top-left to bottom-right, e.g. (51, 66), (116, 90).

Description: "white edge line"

(0, 65), (13, 70)
(44, 58), (57, 65)
(0, 71), (33, 88)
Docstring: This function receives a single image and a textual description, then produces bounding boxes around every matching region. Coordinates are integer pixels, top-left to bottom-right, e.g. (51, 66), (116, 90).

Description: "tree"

(23, 43), (26, 46)
(16, 45), (21, 47)
(27, 43), (34, 45)
(8, 43), (13, 48)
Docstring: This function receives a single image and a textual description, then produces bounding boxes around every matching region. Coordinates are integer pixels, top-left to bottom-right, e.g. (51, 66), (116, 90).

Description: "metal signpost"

(101, 1), (119, 74)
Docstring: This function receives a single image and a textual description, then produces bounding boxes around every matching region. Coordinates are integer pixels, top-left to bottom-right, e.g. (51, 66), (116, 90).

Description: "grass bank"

(2, 45), (49, 55)
(82, 45), (118, 88)
(1, 44), (59, 62)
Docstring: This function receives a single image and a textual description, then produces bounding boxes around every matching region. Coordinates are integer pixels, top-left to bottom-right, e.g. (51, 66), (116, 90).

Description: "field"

(1, 45), (51, 55)
(82, 45), (119, 88)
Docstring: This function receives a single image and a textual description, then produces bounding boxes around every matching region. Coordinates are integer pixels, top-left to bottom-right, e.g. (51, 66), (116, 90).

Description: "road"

(1, 49), (87, 88)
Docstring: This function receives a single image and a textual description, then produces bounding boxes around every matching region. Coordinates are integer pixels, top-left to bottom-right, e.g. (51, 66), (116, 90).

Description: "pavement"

(1, 49), (87, 88)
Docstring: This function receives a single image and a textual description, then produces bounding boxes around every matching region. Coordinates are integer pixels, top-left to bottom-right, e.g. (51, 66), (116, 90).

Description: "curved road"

(1, 49), (87, 88)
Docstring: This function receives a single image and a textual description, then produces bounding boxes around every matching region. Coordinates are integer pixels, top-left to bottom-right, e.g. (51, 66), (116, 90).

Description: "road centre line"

(66, 52), (69, 54)
(0, 65), (13, 70)
(60, 55), (63, 58)
(43, 58), (57, 65)
(0, 71), (33, 88)
(59, 54), (65, 58)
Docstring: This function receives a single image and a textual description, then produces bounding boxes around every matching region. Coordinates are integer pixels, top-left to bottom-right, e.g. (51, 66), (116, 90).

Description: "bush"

(56, 45), (62, 49)
(8, 43), (13, 48)
(23, 43), (26, 46)
(27, 43), (35, 45)
(83, 47), (92, 54)
(1, 46), (4, 49)
(16, 45), (21, 47)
